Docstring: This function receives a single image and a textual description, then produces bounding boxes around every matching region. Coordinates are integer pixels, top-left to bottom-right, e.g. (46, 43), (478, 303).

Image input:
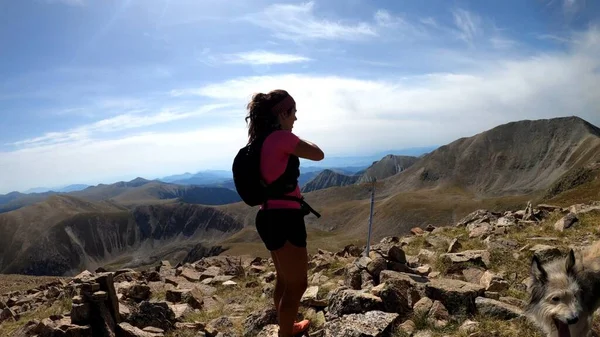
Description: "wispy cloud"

(563, 0), (580, 12)
(222, 50), (312, 65)
(420, 17), (439, 28)
(244, 1), (377, 41)
(243, 2), (436, 44)
(452, 9), (482, 45)
(374, 10), (400, 28)
(43, 0), (84, 6)
(10, 104), (231, 148)
(490, 37), (518, 50)
(535, 33), (571, 43)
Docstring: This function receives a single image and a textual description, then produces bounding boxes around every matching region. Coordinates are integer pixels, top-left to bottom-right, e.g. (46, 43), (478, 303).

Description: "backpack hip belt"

(263, 195), (321, 218)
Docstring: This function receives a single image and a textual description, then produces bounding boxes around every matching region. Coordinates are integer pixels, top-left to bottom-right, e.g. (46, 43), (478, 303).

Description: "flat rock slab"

(475, 297), (523, 319)
(324, 311), (400, 337)
(425, 279), (485, 315)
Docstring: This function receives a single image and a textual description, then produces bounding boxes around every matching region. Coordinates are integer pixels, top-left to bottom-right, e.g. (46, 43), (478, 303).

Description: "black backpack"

(231, 135), (321, 218)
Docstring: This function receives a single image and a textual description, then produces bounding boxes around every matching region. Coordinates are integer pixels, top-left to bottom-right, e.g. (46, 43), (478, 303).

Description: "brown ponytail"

(245, 89), (295, 144)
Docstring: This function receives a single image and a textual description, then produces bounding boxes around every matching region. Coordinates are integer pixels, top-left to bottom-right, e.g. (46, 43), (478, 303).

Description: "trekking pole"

(364, 177), (376, 257)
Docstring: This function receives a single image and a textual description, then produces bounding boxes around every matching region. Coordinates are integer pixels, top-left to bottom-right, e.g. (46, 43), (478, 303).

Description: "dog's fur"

(525, 241), (600, 337)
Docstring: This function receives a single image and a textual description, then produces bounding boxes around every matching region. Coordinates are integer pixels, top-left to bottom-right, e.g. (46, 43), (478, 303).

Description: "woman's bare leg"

(272, 241), (308, 337)
(271, 251), (285, 322)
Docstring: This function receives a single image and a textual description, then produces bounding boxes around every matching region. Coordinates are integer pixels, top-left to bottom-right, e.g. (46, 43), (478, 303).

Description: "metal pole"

(365, 177), (375, 257)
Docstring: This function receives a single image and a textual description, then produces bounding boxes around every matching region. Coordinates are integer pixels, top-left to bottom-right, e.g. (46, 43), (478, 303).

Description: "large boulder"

(327, 288), (384, 317)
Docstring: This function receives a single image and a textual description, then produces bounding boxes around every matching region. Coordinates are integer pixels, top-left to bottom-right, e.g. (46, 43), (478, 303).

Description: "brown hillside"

(385, 116), (600, 196)
(69, 177), (154, 201)
(0, 191), (57, 213)
(0, 196), (243, 276)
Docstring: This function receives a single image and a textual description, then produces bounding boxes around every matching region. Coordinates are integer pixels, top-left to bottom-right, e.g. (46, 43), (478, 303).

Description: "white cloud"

(244, 1), (377, 41)
(222, 50), (312, 65)
(176, 26), (600, 159)
(0, 126), (248, 193)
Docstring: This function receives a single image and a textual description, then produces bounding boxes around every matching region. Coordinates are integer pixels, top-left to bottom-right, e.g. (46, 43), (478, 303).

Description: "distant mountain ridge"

(0, 164), (372, 213)
(301, 169), (361, 193)
(0, 178), (241, 214)
(22, 184), (91, 194)
(356, 155), (420, 184)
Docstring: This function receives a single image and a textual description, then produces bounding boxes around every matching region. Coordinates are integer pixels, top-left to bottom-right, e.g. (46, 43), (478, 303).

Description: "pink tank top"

(259, 130), (302, 210)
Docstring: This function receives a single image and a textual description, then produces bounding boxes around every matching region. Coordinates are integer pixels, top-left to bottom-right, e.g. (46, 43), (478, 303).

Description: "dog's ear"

(566, 249), (576, 275)
(531, 255), (547, 283)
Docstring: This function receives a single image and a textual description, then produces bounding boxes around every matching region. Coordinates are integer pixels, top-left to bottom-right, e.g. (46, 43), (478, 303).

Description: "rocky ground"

(0, 201), (599, 337)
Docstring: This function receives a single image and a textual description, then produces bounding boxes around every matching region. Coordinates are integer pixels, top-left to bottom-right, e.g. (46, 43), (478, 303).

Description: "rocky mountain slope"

(300, 155), (419, 193)
(1, 200), (598, 337)
(0, 195), (243, 276)
(301, 169), (361, 193)
(356, 155), (419, 184)
(385, 116), (600, 196)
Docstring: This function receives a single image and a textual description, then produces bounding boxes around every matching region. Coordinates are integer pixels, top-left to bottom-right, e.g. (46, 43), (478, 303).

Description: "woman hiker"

(244, 89), (324, 336)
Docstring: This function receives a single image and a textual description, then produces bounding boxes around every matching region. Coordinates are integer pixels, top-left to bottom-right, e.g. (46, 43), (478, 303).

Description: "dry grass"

(464, 315), (543, 337)
(0, 296), (72, 336)
(179, 274), (268, 336)
(0, 275), (68, 294)
(165, 331), (198, 337)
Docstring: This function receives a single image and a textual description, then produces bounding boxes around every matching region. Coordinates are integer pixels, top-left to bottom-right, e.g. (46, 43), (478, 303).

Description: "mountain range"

(218, 116), (600, 244)
(1, 116), (599, 277)
(5, 147), (436, 197)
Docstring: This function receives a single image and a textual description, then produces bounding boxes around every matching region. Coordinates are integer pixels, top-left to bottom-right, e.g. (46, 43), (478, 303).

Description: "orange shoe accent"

(292, 319), (310, 335)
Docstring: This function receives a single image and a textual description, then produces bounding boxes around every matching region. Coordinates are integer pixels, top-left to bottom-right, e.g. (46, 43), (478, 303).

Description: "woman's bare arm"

(293, 139), (324, 161)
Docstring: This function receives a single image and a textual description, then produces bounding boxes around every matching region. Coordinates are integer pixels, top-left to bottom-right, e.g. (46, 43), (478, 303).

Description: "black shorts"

(255, 208), (307, 251)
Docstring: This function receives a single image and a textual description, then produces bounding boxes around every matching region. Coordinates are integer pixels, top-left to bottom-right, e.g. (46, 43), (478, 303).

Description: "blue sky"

(0, 0), (599, 193)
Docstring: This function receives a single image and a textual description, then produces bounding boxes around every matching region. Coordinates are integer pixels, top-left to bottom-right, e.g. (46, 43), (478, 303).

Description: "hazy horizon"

(1, 144), (439, 194)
